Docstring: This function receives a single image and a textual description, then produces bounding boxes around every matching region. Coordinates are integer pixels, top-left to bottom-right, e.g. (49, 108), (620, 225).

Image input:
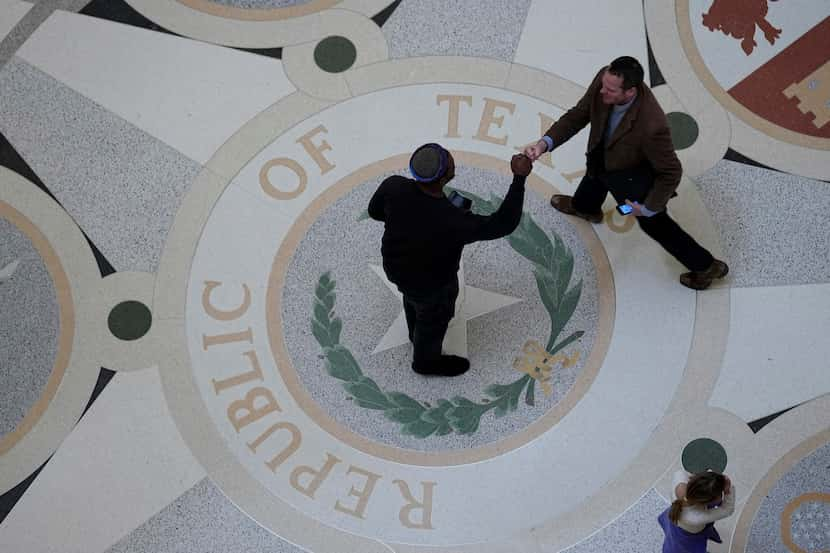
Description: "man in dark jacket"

(368, 144), (532, 376)
(524, 56), (727, 290)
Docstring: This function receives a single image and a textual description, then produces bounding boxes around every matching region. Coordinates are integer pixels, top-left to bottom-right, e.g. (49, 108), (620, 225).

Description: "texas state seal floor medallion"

(1, 2), (829, 552)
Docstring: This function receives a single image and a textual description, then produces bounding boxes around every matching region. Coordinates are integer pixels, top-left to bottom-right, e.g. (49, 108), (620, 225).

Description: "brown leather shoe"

(550, 194), (603, 224)
(679, 259), (729, 290)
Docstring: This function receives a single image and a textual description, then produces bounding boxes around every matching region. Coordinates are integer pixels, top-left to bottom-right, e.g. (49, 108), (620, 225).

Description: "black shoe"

(412, 355), (470, 376)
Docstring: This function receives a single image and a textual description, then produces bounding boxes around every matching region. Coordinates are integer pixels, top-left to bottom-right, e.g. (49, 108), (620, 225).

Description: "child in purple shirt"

(658, 470), (735, 553)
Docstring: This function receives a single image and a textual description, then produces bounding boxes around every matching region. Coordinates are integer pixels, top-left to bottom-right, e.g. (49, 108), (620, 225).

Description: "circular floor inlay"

(175, 0), (338, 22)
(667, 112), (698, 151)
(747, 442), (830, 553)
(108, 301), (152, 341)
(0, 217), (59, 439)
(314, 36), (357, 73)
(163, 70), (725, 546)
(276, 163), (603, 453)
(205, 0), (313, 7)
(675, 0), (830, 149)
(682, 437), (727, 474)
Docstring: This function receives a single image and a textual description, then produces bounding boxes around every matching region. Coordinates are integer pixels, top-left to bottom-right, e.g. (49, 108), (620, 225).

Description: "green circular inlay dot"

(314, 36), (357, 74)
(108, 300), (152, 341)
(667, 111), (699, 151)
(682, 437), (727, 474)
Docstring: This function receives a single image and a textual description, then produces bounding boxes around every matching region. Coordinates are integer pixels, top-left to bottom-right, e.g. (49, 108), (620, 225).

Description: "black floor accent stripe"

(88, 238), (116, 277)
(642, 0), (665, 88)
(372, 0), (403, 27)
(0, 135), (119, 518)
(80, 0), (404, 60)
(0, 367), (116, 523)
(0, 131), (43, 192)
(80, 0), (177, 37)
(723, 147), (779, 172)
(748, 405), (798, 433)
(0, 462), (46, 525)
(725, 149), (829, 183)
(645, 34), (666, 88)
(81, 0), (285, 59)
(237, 46), (282, 59)
(82, 368), (118, 418)
(0, 132), (116, 277)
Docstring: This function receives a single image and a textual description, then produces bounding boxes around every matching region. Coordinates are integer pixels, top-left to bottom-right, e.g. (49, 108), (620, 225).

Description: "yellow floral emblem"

(513, 340), (579, 397)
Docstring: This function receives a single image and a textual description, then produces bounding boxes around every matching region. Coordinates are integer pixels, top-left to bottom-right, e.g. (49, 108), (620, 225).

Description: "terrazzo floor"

(1, 1), (828, 552)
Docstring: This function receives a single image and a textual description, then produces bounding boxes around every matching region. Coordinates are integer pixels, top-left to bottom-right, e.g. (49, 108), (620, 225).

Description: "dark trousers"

(572, 173), (714, 272)
(401, 277), (459, 365)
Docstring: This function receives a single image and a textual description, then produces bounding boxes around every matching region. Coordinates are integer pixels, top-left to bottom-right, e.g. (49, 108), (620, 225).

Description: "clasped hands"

(523, 140), (547, 162)
(522, 141), (650, 217)
(510, 153), (533, 177)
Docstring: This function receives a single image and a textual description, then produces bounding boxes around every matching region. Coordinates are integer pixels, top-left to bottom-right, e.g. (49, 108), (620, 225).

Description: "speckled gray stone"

(105, 478), (307, 553)
(746, 441), (830, 553)
(553, 488), (669, 553)
(0, 216), (59, 438)
(204, 0), (312, 8)
(382, 0), (532, 61)
(281, 164), (601, 452)
(692, 159), (830, 287)
(0, 1), (90, 68)
(0, 58), (202, 272)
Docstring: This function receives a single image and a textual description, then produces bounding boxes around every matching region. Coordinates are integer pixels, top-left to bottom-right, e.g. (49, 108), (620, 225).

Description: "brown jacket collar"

(599, 86), (645, 149)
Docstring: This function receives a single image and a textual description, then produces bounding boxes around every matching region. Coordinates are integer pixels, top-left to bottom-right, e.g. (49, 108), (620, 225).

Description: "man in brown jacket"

(524, 56), (727, 290)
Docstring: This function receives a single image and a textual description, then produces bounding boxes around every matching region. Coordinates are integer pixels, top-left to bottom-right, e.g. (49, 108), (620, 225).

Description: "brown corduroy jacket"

(544, 67), (682, 212)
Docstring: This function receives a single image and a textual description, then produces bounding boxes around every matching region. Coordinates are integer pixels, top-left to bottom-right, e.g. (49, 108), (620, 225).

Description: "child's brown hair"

(669, 472), (726, 524)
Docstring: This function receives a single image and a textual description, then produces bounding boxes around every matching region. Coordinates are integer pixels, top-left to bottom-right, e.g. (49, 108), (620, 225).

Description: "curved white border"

(124, 0), (395, 48)
(155, 59), (730, 550)
(0, 168), (103, 494)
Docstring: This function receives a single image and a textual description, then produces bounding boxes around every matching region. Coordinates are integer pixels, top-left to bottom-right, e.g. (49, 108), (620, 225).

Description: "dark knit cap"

(410, 143), (449, 183)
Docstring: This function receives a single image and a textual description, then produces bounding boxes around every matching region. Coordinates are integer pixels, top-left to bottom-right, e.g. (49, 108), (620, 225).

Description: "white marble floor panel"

(16, 9), (296, 165)
(0, 369), (206, 553)
(710, 283), (830, 423)
(0, 1), (32, 43)
(106, 478), (306, 553)
(0, 57), (204, 272)
(514, 0), (650, 87)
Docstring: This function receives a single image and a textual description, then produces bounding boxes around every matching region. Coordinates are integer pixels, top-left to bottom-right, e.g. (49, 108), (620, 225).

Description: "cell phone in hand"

(448, 190), (472, 211)
(616, 204), (633, 216)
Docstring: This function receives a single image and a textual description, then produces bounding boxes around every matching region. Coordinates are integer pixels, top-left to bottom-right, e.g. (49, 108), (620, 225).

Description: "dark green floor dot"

(108, 300), (152, 341)
(314, 36), (357, 73)
(667, 111), (699, 151)
(682, 437), (727, 474)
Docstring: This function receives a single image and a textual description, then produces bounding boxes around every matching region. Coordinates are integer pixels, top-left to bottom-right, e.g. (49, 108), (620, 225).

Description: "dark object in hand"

(511, 154), (532, 177)
(447, 190), (472, 211)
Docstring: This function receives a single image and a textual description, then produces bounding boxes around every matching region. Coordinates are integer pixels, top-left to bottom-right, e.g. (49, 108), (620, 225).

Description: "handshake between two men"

(366, 55), (730, 379)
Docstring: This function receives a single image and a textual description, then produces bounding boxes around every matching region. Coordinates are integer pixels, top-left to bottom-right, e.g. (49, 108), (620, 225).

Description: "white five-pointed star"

(370, 263), (523, 357)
